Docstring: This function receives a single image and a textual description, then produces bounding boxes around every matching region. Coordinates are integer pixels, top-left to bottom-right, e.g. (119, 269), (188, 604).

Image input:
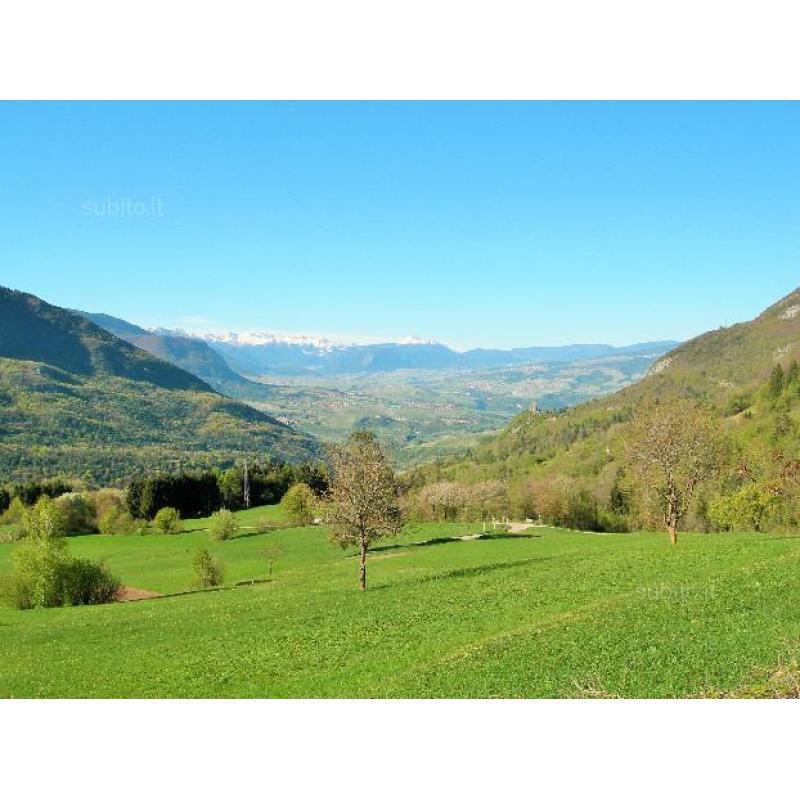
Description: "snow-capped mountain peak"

(198, 331), (339, 351)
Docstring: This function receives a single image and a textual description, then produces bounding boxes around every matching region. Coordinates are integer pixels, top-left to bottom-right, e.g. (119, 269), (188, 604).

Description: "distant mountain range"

(79, 311), (678, 378)
(208, 337), (679, 377)
(0, 287), (318, 484)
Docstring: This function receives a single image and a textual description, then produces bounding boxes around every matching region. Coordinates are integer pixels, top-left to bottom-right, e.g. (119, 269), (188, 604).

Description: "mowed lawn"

(2, 506), (800, 698)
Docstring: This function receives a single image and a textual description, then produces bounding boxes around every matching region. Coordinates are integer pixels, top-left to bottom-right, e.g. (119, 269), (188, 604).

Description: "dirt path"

(503, 522), (536, 534)
(117, 586), (163, 602)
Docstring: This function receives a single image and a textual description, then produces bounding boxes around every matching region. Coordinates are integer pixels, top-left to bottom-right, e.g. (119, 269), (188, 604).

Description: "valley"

(79, 308), (676, 466)
(242, 350), (671, 465)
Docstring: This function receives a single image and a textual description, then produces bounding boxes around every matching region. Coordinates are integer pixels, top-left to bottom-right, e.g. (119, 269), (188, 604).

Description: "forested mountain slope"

(414, 287), (800, 495)
(0, 287), (211, 391)
(0, 287), (319, 484)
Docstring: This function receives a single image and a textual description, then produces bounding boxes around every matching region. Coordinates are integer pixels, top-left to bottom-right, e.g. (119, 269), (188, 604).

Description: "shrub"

(132, 519), (152, 536)
(21, 496), (67, 540)
(5, 536), (70, 609)
(1, 497), (120, 610)
(91, 488), (125, 521)
(209, 508), (238, 541)
(60, 558), (120, 605)
(0, 487), (9, 515)
(54, 492), (98, 535)
(193, 548), (224, 588)
(281, 483), (317, 525)
(598, 510), (630, 533)
(98, 506), (140, 536)
(1, 573), (35, 610)
(3, 545), (120, 609)
(1, 496), (26, 528)
(153, 507), (182, 535)
(709, 484), (780, 532)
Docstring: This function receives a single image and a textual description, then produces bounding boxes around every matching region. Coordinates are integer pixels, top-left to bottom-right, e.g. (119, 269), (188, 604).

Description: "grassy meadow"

(2, 505), (800, 698)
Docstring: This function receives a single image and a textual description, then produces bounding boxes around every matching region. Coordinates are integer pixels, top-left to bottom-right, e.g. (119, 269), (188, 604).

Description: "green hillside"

(0, 287), (319, 484)
(409, 287), (800, 528)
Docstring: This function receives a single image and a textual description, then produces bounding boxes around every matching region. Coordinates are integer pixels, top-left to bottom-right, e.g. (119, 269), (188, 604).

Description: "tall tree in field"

(625, 401), (726, 545)
(327, 431), (402, 589)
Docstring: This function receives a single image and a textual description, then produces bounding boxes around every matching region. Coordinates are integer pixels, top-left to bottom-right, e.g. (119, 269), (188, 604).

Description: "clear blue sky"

(0, 102), (797, 349)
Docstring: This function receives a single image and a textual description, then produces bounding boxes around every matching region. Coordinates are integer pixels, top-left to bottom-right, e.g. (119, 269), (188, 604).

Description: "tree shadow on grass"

(369, 532), (539, 555)
(176, 524), (291, 539)
(368, 554), (556, 592)
(230, 527), (291, 541)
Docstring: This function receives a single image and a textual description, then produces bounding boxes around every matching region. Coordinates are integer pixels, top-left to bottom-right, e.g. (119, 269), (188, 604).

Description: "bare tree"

(626, 401), (726, 545)
(262, 542), (284, 577)
(327, 431), (402, 589)
(414, 480), (468, 521)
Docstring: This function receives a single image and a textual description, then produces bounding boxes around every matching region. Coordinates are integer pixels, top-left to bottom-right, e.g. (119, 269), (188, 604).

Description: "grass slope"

(1, 505), (799, 698)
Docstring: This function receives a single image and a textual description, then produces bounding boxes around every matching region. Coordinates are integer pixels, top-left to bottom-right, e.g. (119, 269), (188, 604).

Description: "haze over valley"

(79, 307), (677, 465)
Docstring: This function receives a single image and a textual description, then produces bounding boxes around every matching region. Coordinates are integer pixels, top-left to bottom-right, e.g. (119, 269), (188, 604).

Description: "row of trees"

(0, 478), (76, 516)
(403, 398), (797, 544)
(1, 461), (329, 522)
(1, 487), (131, 538)
(126, 462), (328, 520)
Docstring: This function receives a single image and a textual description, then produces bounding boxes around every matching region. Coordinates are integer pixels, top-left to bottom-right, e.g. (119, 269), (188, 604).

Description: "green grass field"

(2, 505), (800, 698)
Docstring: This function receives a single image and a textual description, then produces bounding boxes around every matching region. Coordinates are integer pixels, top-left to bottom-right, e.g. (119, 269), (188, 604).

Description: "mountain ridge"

(0, 287), (212, 392)
(0, 287), (319, 484)
(203, 332), (679, 376)
(78, 310), (251, 388)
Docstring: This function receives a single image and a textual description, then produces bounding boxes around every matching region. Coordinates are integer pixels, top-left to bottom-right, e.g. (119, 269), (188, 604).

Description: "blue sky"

(0, 101), (797, 349)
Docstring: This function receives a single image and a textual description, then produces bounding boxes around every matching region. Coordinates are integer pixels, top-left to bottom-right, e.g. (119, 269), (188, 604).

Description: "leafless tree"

(327, 431), (402, 589)
(414, 480), (468, 521)
(626, 401), (726, 545)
